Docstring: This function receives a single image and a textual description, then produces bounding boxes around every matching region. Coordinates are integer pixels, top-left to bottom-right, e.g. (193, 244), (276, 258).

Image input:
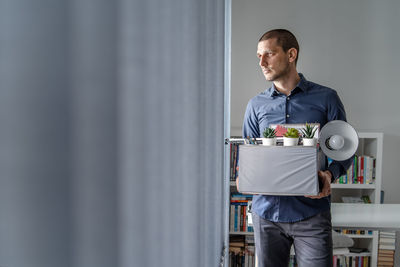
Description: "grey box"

(237, 145), (320, 195)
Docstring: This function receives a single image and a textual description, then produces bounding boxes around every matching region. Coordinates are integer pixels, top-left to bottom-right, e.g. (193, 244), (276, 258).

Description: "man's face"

(257, 38), (291, 82)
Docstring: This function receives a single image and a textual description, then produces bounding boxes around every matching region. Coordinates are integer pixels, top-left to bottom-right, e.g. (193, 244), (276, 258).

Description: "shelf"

(229, 231), (254, 235)
(343, 234), (374, 239)
(333, 252), (372, 257)
(331, 184), (375, 189)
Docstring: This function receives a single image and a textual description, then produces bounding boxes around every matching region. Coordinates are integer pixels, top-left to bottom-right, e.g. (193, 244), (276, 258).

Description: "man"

(241, 29), (352, 267)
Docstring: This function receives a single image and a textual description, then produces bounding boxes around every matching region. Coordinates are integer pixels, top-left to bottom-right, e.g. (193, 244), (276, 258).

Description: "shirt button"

(287, 97), (290, 100)
(286, 114), (290, 118)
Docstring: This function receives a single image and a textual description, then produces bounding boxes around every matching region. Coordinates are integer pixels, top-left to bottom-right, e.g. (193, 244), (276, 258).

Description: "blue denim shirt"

(243, 73), (352, 222)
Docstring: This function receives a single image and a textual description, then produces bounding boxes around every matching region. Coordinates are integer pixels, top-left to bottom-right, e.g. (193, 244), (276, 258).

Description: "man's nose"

(259, 55), (267, 67)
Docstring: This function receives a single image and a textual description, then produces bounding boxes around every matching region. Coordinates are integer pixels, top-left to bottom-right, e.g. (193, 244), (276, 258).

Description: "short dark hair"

(259, 29), (299, 65)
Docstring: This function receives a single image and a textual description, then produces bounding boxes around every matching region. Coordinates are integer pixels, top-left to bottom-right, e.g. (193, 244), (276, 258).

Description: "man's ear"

(287, 48), (298, 63)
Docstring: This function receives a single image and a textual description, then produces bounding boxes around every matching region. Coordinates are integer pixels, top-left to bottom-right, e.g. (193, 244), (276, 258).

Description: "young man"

(241, 29), (352, 267)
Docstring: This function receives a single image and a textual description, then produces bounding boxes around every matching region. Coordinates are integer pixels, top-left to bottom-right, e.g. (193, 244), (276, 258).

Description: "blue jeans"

(252, 211), (333, 267)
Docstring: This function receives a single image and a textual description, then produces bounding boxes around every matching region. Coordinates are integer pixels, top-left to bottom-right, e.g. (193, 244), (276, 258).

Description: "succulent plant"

(263, 127), (277, 138)
(300, 123), (317, 138)
(283, 128), (300, 138)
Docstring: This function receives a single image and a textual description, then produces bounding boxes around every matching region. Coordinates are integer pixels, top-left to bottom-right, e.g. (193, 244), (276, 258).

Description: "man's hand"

(305, 170), (332, 199)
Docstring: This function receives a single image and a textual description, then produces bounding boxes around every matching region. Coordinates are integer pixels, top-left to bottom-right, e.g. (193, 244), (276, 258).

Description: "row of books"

(334, 228), (373, 236)
(332, 155), (376, 184)
(229, 235), (255, 267)
(229, 249), (255, 267)
(378, 231), (396, 266)
(230, 194), (253, 232)
(333, 255), (370, 267)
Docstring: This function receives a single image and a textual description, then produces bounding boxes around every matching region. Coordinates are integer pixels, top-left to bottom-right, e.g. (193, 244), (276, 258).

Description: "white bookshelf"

(228, 132), (384, 266)
(331, 132), (383, 267)
(331, 132), (383, 205)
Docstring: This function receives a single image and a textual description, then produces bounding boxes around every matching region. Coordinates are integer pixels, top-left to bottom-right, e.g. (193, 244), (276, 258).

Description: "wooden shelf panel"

(331, 184), (376, 189)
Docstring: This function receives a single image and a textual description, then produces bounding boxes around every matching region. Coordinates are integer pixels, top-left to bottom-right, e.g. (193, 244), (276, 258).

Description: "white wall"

(231, 0), (400, 203)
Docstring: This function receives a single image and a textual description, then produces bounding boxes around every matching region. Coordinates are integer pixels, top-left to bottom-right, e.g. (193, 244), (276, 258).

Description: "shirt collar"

(267, 73), (308, 97)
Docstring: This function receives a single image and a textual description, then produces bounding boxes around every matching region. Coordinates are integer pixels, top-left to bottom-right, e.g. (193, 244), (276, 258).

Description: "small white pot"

(283, 137), (299, 146)
(302, 138), (316, 146)
(262, 137), (276, 146)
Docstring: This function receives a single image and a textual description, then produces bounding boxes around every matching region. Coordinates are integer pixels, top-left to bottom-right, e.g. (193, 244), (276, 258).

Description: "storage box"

(237, 145), (320, 195)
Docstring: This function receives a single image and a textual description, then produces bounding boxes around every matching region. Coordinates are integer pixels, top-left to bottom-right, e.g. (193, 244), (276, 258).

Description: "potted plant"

(262, 127), (277, 146)
(283, 128), (299, 146)
(300, 123), (317, 146)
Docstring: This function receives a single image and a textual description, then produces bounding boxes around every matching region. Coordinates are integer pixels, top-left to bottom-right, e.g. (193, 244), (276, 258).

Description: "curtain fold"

(119, 1), (225, 266)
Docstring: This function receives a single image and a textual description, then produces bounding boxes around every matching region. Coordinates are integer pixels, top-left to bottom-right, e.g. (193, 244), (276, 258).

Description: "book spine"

(353, 156), (358, 184)
(235, 145), (238, 180)
(230, 143), (233, 181)
(238, 205), (242, 232)
(230, 205), (234, 231)
(347, 160), (350, 184)
(364, 156), (369, 184)
(241, 206), (245, 232)
(360, 156), (364, 184)
(368, 157), (374, 184)
(234, 205), (238, 232)
(363, 157), (368, 184)
(373, 158), (376, 179)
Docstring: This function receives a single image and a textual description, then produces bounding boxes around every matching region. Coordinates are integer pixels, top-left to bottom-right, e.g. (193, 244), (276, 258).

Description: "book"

(379, 249), (395, 255)
(380, 238), (396, 244)
(378, 255), (394, 262)
(380, 231), (396, 237)
(365, 156), (374, 184)
(379, 244), (396, 250)
(230, 205), (235, 231)
(360, 156), (364, 183)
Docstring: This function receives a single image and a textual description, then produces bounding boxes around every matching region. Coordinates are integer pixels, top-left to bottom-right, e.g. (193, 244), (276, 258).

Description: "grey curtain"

(0, 0), (226, 266)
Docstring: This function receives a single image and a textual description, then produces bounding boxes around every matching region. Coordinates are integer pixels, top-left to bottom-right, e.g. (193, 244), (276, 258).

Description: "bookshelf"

(228, 132), (385, 267)
(331, 132), (383, 205)
(331, 132), (383, 267)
